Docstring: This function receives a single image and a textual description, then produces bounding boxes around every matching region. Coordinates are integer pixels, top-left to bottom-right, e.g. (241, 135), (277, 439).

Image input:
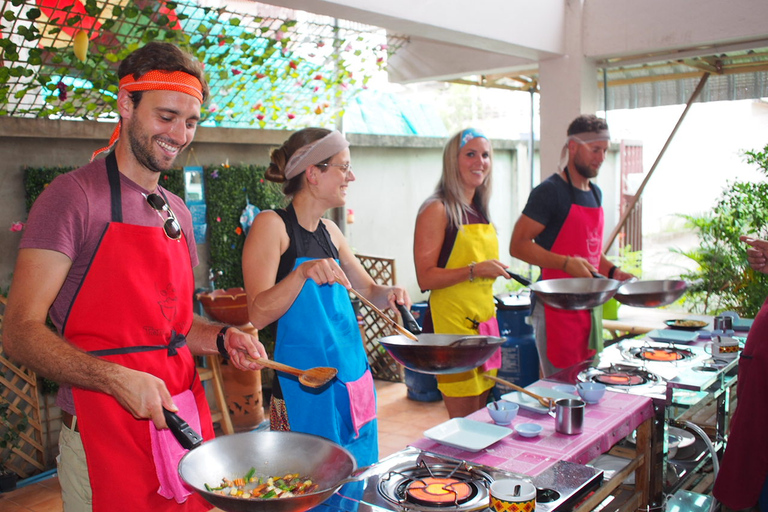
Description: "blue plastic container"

(404, 368), (442, 402)
(493, 294), (539, 399)
(403, 303), (441, 402)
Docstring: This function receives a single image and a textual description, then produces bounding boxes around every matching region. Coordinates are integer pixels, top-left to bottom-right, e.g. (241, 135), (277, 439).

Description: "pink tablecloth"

(409, 379), (654, 476)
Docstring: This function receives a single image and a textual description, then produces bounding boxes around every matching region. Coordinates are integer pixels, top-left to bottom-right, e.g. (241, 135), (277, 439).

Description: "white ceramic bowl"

(515, 423), (542, 438)
(553, 384), (577, 395)
(577, 382), (607, 404)
(487, 401), (519, 425)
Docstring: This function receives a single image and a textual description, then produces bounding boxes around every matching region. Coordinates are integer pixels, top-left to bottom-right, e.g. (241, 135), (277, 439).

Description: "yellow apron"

(430, 222), (499, 397)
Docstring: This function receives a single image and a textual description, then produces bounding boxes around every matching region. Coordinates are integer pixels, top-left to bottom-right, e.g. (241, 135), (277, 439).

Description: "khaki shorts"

(58, 418), (92, 512)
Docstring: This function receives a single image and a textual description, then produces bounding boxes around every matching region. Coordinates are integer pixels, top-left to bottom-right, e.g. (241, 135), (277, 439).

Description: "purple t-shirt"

(20, 157), (198, 412)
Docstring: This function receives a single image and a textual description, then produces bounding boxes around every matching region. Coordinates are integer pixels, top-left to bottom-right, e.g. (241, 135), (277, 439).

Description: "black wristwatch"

(216, 326), (231, 360)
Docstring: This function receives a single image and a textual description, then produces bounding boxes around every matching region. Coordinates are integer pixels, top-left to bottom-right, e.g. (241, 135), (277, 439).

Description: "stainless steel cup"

(555, 398), (585, 435)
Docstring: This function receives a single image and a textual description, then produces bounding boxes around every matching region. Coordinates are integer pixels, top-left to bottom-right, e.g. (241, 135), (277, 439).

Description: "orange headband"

(91, 70), (204, 161)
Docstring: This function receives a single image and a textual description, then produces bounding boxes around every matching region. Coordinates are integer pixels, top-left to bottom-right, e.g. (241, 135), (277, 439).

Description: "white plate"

(423, 418), (512, 452)
(626, 426), (696, 449)
(588, 454), (635, 485)
(500, 386), (578, 414)
(646, 329), (698, 344)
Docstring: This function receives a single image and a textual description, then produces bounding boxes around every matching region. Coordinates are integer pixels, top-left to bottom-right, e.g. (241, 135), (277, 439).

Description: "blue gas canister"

(403, 303), (441, 402)
(493, 293), (539, 398)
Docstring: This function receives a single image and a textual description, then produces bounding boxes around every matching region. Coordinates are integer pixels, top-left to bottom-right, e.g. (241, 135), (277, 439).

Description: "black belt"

(88, 331), (187, 357)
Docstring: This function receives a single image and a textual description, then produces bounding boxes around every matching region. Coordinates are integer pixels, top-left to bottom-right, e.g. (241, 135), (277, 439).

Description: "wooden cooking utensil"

(348, 287), (419, 342)
(485, 375), (554, 409)
(246, 356), (337, 388)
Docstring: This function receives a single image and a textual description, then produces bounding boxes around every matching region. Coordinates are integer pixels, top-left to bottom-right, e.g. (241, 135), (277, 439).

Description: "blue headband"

(459, 128), (487, 148)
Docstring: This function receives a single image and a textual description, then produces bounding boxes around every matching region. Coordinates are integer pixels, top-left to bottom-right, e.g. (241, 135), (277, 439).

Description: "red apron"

(541, 172), (603, 369)
(62, 153), (212, 512)
(713, 296), (768, 509)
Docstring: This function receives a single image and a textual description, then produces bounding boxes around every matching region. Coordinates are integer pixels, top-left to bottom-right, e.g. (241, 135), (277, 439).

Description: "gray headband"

(558, 129), (611, 171)
(283, 130), (350, 180)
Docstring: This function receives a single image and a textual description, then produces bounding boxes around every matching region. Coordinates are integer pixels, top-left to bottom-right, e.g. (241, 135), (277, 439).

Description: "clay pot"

(196, 288), (250, 326)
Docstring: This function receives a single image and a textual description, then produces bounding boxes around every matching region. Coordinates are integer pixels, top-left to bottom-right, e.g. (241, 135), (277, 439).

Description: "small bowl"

(487, 401), (519, 425)
(515, 423), (542, 438)
(577, 382), (607, 404)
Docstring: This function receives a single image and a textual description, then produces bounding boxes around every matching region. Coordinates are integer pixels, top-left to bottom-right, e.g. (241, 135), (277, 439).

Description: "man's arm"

(186, 315), (267, 371)
(3, 248), (177, 428)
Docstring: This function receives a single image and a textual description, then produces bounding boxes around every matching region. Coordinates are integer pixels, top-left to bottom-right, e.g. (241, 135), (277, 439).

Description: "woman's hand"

(741, 236), (768, 274)
(473, 259), (511, 280)
(384, 284), (411, 312)
(299, 258), (351, 288)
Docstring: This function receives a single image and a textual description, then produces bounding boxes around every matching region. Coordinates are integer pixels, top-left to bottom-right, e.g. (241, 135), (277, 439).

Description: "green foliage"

(674, 144), (768, 317)
(0, 399), (28, 472)
(23, 165), (184, 210)
(203, 163), (284, 290)
(615, 244), (643, 278)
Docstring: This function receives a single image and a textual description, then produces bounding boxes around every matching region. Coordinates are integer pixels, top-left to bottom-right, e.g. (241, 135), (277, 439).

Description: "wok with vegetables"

(206, 470), (318, 500)
(177, 430), (364, 512)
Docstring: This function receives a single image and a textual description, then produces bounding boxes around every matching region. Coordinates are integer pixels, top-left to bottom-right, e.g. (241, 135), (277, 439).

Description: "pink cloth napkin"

(148, 389), (201, 503)
(480, 317), (503, 371)
(346, 369), (377, 436)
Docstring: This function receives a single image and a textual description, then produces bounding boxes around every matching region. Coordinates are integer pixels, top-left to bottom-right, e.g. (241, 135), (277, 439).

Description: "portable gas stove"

(311, 446), (602, 512)
(549, 338), (736, 404)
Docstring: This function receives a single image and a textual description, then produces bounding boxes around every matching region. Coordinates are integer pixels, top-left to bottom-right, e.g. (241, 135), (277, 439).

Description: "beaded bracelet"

(469, 261), (476, 282)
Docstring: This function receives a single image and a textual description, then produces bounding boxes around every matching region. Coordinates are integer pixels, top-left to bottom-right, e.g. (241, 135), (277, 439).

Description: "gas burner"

(378, 458), (492, 511)
(623, 342), (694, 363)
(580, 364), (664, 388)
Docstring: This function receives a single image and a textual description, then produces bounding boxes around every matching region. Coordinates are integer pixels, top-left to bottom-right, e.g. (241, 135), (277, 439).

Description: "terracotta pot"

(220, 360), (265, 432)
(196, 288), (250, 326)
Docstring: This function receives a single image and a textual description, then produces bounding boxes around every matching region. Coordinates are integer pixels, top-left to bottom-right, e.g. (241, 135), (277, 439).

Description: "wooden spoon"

(246, 356), (337, 388)
(485, 375), (554, 409)
(348, 287), (419, 342)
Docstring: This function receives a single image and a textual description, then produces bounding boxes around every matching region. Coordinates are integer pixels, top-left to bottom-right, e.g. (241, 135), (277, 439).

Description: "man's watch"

(216, 326), (231, 360)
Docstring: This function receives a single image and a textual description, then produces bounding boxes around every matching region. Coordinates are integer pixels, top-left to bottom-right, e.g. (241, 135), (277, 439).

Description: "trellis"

(354, 254), (402, 382)
(0, 295), (46, 478)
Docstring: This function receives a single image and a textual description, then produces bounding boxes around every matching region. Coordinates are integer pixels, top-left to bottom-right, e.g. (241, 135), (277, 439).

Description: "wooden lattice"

(354, 254), (403, 382)
(0, 296), (46, 478)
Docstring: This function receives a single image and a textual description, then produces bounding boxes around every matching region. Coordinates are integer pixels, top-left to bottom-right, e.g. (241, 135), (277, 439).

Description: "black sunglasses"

(145, 193), (182, 240)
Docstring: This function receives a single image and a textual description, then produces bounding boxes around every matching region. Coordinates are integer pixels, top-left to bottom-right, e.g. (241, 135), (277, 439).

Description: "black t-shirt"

(521, 170), (602, 251)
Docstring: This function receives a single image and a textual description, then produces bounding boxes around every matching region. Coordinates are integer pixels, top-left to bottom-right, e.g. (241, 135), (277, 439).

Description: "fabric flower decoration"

(235, 227), (243, 235)
(211, 170), (219, 178)
(10, 221), (24, 232)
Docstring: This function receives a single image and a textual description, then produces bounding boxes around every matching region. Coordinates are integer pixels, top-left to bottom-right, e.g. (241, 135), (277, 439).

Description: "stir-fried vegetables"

(205, 470), (319, 499)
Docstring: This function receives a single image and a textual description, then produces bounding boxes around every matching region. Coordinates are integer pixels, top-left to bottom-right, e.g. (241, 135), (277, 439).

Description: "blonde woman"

(414, 128), (510, 418)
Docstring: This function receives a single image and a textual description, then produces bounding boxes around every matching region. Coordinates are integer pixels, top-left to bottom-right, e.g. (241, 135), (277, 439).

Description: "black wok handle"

(396, 303), (423, 335)
(506, 271), (532, 287)
(163, 408), (203, 450)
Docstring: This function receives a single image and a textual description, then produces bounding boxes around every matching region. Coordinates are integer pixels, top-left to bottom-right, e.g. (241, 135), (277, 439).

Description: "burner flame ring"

(406, 477), (472, 505)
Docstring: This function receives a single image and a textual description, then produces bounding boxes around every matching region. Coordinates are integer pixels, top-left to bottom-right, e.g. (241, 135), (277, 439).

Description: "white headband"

(283, 130), (350, 180)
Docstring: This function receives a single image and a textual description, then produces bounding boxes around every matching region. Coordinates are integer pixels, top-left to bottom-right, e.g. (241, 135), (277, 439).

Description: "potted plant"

(0, 398), (28, 492)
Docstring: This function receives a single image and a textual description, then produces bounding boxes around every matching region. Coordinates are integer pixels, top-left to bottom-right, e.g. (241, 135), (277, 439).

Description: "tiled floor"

(0, 380), (448, 512)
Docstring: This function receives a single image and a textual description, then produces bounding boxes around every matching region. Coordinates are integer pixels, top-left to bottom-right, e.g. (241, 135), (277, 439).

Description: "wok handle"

(396, 303), (423, 335)
(506, 272), (532, 287)
(163, 408), (203, 450)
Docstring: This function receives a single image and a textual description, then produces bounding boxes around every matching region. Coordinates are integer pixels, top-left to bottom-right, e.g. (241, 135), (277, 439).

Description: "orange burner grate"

(640, 349), (684, 361)
(406, 477), (472, 504)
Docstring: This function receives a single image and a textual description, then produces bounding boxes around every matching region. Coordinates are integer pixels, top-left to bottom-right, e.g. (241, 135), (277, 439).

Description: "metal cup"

(555, 398), (585, 435)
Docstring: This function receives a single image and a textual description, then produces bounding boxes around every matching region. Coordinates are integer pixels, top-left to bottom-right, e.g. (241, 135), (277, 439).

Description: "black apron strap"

(106, 152), (123, 223)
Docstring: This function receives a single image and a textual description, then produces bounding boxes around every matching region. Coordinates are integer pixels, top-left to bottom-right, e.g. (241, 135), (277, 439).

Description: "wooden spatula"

(485, 375), (554, 409)
(246, 356), (337, 388)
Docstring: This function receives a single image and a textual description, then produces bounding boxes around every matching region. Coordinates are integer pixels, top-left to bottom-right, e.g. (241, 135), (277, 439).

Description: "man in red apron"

(509, 115), (634, 377)
(3, 42), (267, 512)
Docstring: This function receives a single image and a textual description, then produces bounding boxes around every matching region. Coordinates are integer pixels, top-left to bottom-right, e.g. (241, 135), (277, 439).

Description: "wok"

(530, 277), (622, 310)
(613, 279), (687, 308)
(175, 423), (361, 512)
(376, 305), (506, 375)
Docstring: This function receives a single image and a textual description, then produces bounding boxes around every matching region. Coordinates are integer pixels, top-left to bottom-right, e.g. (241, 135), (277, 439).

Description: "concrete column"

(538, 0), (599, 183)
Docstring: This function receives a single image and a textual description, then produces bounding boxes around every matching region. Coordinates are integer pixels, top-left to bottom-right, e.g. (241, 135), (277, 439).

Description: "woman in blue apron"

(242, 128), (411, 466)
